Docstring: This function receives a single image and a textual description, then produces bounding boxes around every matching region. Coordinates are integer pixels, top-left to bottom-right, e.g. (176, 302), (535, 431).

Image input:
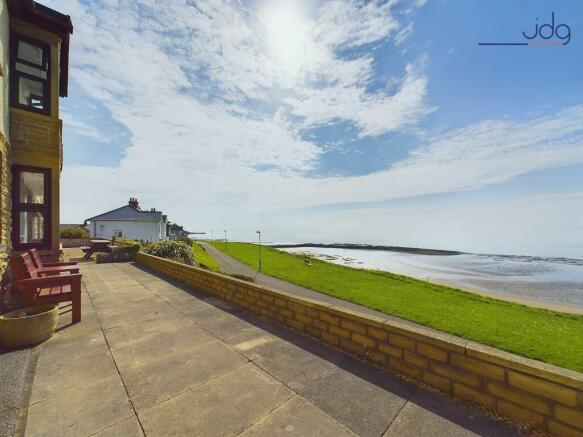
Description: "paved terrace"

(20, 261), (520, 436)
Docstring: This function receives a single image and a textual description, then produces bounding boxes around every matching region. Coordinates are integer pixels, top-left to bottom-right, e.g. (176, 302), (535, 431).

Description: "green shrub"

(144, 240), (195, 265)
(175, 235), (193, 245)
(60, 226), (89, 239)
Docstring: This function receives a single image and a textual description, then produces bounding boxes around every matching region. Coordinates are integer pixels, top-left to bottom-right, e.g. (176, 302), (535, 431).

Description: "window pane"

(19, 211), (45, 244)
(18, 77), (45, 110)
(19, 171), (45, 204)
(17, 41), (45, 67)
(15, 62), (47, 79)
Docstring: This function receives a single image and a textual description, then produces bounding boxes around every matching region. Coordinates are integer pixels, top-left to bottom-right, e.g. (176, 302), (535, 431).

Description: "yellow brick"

(286, 319), (304, 331)
(290, 302), (306, 314)
(313, 319), (328, 331)
(274, 297), (287, 307)
(368, 350), (387, 366)
(404, 350), (429, 369)
(497, 400), (545, 427)
(417, 343), (448, 363)
(306, 307), (319, 318)
(277, 308), (293, 318)
(547, 421), (583, 437)
(555, 405), (583, 431)
(486, 382), (551, 415)
(305, 325), (320, 338)
(295, 313), (312, 325)
(340, 338), (366, 356)
(454, 354), (505, 380)
(453, 383), (496, 410)
(330, 325), (350, 339)
(508, 371), (578, 407)
(389, 333), (415, 351)
(388, 357), (421, 380)
(352, 333), (375, 349)
(321, 331), (340, 346)
(378, 342), (403, 359)
(422, 371), (452, 393)
(320, 312), (340, 326)
(431, 362), (481, 388)
(340, 319), (367, 335)
(259, 294), (274, 303)
(368, 326), (388, 341)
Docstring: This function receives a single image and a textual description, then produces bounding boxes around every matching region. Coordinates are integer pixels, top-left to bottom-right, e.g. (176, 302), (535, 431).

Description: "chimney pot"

(128, 197), (140, 209)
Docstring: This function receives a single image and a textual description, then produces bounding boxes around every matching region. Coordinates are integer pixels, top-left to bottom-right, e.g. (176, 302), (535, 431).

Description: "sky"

(44, 0), (583, 257)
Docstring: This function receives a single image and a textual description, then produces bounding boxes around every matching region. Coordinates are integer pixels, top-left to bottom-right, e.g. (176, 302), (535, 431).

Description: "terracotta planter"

(0, 305), (59, 347)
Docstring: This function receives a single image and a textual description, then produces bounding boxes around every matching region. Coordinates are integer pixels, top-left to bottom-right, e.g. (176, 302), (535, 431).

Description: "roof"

(7, 0), (74, 97)
(85, 205), (163, 223)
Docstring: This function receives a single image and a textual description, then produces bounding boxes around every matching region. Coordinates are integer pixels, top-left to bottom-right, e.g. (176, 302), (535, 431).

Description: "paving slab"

(103, 312), (196, 350)
(26, 376), (134, 437)
(30, 345), (118, 405)
(139, 363), (294, 436)
(239, 395), (357, 437)
(202, 313), (258, 339)
(383, 389), (518, 437)
(97, 299), (179, 329)
(93, 416), (144, 437)
(109, 324), (217, 369)
(250, 338), (341, 391)
(118, 340), (248, 411)
(300, 364), (413, 437)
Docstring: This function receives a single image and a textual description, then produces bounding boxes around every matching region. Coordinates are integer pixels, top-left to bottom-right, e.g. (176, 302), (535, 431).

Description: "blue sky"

(46, 0), (583, 256)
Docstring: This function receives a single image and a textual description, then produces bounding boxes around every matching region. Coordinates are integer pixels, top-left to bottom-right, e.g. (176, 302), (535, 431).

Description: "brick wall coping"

(137, 253), (583, 435)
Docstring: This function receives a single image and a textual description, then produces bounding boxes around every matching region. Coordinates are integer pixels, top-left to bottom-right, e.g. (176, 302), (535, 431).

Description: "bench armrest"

(43, 262), (79, 267)
(16, 273), (82, 290)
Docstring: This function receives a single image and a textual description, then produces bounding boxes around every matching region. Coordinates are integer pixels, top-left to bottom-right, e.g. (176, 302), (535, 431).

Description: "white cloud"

(40, 0), (583, 257)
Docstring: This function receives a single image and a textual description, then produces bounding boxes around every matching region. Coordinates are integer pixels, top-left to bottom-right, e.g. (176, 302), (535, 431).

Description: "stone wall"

(0, 130), (10, 289)
(136, 252), (583, 437)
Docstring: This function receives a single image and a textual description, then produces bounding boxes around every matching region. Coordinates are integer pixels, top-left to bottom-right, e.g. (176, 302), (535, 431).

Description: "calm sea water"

(280, 247), (583, 309)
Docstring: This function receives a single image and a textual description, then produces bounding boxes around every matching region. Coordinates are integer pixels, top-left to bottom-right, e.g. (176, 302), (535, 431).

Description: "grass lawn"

(193, 243), (221, 272)
(211, 242), (583, 372)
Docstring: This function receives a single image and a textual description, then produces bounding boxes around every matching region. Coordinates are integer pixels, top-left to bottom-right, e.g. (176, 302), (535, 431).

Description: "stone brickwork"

(0, 130), (11, 285)
(137, 252), (583, 437)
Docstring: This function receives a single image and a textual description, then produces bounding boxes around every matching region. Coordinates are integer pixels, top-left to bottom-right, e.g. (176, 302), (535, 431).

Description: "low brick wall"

(136, 253), (583, 436)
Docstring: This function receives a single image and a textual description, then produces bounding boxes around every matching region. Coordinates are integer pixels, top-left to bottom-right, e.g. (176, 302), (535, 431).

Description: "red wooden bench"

(29, 249), (80, 276)
(10, 253), (82, 323)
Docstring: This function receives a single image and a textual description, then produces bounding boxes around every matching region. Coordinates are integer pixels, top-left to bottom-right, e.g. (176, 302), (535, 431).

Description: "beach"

(280, 246), (583, 314)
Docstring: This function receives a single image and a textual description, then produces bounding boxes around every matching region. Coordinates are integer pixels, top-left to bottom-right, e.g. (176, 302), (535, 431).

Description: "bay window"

(12, 166), (51, 250)
(10, 34), (51, 114)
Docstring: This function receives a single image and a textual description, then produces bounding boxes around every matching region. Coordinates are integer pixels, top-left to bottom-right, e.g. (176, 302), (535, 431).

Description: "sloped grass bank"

(211, 242), (583, 372)
(193, 243), (221, 272)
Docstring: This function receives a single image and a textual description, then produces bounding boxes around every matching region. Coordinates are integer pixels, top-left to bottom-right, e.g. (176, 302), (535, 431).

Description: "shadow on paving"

(127, 262), (519, 437)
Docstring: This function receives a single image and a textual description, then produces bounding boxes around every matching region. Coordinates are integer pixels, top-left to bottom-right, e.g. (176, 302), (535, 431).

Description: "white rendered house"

(84, 198), (168, 242)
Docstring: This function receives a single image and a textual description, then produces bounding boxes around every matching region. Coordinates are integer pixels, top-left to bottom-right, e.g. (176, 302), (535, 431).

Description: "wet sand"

(280, 247), (583, 315)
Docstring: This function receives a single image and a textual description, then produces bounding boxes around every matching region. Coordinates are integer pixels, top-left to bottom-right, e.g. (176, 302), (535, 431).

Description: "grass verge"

(212, 242), (583, 372)
(193, 243), (221, 272)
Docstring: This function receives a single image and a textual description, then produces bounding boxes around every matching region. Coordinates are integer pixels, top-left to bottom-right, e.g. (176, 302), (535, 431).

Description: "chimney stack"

(128, 197), (140, 210)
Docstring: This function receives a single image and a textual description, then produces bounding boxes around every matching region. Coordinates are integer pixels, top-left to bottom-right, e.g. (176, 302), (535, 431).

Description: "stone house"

(0, 0), (73, 282)
(84, 198), (169, 243)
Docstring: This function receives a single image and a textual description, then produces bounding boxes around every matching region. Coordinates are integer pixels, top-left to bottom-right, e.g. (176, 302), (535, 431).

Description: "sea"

(279, 246), (583, 311)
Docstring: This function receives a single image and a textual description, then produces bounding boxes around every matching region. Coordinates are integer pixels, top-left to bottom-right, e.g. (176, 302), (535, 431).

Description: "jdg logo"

(479, 12), (571, 46)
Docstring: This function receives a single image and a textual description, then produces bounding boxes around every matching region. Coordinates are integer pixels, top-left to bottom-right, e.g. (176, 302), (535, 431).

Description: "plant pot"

(0, 305), (59, 347)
